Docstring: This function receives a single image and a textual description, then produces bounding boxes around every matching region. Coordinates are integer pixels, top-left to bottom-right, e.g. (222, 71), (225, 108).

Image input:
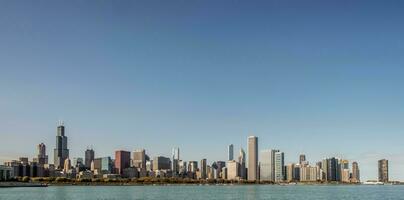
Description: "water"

(0, 185), (403, 200)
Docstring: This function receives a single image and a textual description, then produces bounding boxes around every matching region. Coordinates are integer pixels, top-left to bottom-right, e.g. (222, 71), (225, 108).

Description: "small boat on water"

(363, 181), (384, 185)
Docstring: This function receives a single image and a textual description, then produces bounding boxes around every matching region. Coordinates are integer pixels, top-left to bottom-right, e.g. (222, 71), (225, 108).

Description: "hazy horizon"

(1, 0), (404, 181)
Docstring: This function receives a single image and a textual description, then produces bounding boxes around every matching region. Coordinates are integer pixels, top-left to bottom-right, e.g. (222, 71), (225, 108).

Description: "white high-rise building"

(300, 166), (318, 182)
(227, 160), (239, 180)
(171, 147), (180, 176)
(259, 149), (279, 181)
(274, 151), (285, 182)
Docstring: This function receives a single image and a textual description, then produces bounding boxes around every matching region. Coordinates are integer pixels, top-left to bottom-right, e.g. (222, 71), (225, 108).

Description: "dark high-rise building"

(326, 157), (339, 182)
(215, 161), (226, 179)
(36, 143), (48, 165)
(152, 156), (171, 170)
(115, 150), (130, 175)
(378, 159), (389, 183)
(299, 154), (306, 165)
(228, 144), (234, 161)
(54, 122), (69, 169)
(85, 148), (95, 169)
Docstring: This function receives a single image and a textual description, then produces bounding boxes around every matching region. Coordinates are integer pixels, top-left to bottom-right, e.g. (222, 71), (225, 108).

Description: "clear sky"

(1, 0), (404, 181)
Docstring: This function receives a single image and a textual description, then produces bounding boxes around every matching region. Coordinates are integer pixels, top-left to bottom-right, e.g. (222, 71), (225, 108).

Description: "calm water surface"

(0, 185), (403, 200)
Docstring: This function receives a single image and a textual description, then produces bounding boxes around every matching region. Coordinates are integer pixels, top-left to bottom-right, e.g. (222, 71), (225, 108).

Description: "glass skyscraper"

(54, 122), (69, 169)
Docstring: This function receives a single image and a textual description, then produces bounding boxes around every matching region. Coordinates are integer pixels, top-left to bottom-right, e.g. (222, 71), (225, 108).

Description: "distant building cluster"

(0, 122), (390, 183)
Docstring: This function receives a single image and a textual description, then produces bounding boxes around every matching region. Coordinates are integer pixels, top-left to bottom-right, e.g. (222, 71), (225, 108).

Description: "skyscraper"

(325, 157), (339, 182)
(179, 160), (187, 175)
(115, 150), (130, 175)
(132, 149), (146, 170)
(92, 158), (103, 173)
(259, 149), (272, 181)
(63, 158), (71, 173)
(226, 160), (239, 180)
(378, 159), (389, 183)
(101, 157), (113, 174)
(215, 161), (226, 179)
(85, 148), (95, 170)
(228, 144), (234, 161)
(171, 147), (180, 176)
(152, 156), (171, 170)
(188, 161), (198, 173)
(351, 161), (360, 183)
(300, 165), (317, 182)
(274, 151), (285, 182)
(299, 154), (306, 165)
(238, 148), (246, 180)
(259, 149), (278, 182)
(54, 122), (69, 169)
(285, 163), (295, 182)
(200, 159), (207, 179)
(340, 159), (350, 183)
(247, 136), (258, 181)
(36, 143), (48, 165)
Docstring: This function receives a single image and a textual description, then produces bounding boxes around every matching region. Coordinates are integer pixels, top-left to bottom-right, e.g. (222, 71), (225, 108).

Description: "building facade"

(299, 154), (306, 165)
(226, 160), (239, 180)
(35, 143), (48, 165)
(351, 161), (360, 183)
(200, 159), (207, 179)
(238, 148), (246, 180)
(300, 166), (317, 182)
(228, 144), (234, 161)
(171, 147), (180, 176)
(85, 148), (95, 170)
(115, 150), (130, 175)
(152, 156), (171, 171)
(101, 157), (113, 174)
(259, 149), (275, 181)
(132, 149), (146, 170)
(54, 123), (69, 169)
(378, 159), (389, 183)
(274, 151), (285, 182)
(247, 136), (258, 181)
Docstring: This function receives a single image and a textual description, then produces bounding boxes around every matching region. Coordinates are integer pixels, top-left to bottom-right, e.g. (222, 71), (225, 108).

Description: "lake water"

(0, 185), (403, 200)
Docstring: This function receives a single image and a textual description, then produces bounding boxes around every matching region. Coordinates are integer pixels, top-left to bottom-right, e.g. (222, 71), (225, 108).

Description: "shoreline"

(0, 181), (370, 187)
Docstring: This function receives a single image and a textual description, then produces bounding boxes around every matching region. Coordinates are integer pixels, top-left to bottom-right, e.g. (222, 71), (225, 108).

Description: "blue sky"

(1, 0), (404, 181)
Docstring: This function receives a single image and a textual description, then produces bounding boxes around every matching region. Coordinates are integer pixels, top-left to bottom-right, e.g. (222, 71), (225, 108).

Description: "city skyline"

(0, 123), (366, 184)
(1, 0), (404, 181)
(0, 121), (396, 182)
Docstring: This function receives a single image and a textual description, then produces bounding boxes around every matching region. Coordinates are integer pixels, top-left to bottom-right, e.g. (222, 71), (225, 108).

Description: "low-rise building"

(122, 167), (138, 178)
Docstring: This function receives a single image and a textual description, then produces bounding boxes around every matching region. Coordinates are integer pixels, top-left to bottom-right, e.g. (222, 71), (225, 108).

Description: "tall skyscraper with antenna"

(54, 121), (69, 169)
